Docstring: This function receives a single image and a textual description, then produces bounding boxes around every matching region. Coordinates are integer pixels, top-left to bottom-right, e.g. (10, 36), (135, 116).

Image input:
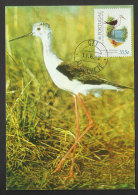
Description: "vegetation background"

(6, 6), (134, 190)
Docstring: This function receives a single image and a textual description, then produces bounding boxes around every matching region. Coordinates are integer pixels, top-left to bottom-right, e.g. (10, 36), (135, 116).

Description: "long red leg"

(53, 94), (94, 174)
(77, 94), (93, 124)
(69, 95), (80, 177)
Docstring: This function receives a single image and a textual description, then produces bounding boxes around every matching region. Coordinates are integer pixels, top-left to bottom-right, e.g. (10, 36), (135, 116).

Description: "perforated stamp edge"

(94, 8), (132, 57)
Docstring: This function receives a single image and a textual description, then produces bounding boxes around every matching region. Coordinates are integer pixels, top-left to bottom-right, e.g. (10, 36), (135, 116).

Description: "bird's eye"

(37, 27), (41, 31)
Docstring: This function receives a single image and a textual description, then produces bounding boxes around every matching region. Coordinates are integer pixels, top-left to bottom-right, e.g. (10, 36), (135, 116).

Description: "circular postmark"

(74, 39), (108, 74)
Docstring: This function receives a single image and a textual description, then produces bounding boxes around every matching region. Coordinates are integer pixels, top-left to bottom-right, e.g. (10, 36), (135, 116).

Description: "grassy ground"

(6, 6), (135, 190)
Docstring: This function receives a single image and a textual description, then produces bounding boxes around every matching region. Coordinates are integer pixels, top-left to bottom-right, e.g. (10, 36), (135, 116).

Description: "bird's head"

(119, 15), (126, 20)
(9, 22), (52, 42)
(32, 22), (52, 38)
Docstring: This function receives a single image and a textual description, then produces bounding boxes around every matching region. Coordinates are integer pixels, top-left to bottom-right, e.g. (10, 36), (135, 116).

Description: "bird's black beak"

(9, 32), (32, 42)
(122, 16), (126, 20)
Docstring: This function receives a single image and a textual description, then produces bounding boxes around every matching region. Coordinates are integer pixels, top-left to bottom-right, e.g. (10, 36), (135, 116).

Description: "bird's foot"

(61, 171), (74, 180)
(68, 171), (74, 178)
(52, 159), (64, 173)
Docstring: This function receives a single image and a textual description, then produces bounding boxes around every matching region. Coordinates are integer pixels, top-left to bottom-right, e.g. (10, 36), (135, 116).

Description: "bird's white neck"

(41, 32), (53, 55)
(115, 16), (122, 28)
(40, 32), (63, 79)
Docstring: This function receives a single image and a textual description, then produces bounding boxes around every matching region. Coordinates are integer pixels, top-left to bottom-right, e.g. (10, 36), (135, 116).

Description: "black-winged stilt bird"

(105, 15), (126, 44)
(9, 22), (133, 177)
(105, 15), (126, 28)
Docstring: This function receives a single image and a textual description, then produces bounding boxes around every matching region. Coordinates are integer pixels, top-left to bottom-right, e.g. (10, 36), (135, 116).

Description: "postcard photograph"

(6, 5), (135, 190)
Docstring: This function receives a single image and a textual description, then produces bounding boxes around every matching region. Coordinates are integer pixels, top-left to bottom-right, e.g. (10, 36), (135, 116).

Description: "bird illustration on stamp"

(105, 15), (128, 47)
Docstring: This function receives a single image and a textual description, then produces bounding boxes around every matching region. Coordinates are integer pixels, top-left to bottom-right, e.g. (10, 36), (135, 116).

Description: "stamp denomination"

(74, 39), (108, 74)
(94, 8), (132, 57)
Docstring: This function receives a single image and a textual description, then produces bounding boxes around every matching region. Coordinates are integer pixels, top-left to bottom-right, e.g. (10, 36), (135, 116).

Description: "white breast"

(43, 54), (80, 94)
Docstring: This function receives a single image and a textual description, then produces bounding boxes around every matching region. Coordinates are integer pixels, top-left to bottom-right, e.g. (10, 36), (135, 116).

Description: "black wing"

(56, 62), (133, 89)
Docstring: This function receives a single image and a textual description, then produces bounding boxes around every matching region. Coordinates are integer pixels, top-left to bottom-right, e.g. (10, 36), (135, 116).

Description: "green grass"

(6, 6), (135, 190)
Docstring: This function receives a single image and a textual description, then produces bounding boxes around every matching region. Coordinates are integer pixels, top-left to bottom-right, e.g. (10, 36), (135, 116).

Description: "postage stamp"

(94, 8), (132, 57)
(74, 39), (108, 74)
